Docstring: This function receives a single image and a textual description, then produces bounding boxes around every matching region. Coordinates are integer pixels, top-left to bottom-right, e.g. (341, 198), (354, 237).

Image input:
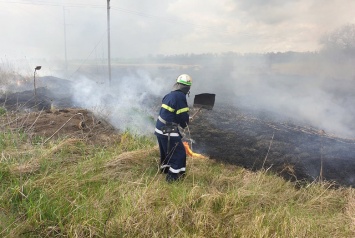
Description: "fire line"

(183, 142), (207, 159)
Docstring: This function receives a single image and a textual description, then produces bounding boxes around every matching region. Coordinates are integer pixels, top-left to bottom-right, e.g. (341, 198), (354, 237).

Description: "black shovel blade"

(193, 93), (215, 110)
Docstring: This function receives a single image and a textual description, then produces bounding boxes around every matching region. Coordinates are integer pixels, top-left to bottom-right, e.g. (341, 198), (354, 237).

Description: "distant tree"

(320, 24), (355, 54)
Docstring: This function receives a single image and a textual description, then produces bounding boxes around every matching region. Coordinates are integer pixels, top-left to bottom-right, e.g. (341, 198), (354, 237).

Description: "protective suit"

(154, 74), (192, 182)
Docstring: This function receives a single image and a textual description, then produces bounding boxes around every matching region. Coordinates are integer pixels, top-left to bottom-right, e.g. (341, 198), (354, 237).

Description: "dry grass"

(9, 138), (85, 175)
(0, 116), (355, 237)
(106, 145), (159, 168)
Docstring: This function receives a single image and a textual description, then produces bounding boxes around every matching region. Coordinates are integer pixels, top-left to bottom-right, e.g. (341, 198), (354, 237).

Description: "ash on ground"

(2, 79), (355, 187)
(188, 105), (355, 188)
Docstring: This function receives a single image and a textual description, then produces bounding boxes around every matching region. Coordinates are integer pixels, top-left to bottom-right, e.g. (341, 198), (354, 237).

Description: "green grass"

(0, 121), (354, 237)
(0, 107), (6, 116)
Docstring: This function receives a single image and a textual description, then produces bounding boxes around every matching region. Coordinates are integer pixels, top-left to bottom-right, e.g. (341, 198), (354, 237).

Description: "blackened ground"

(188, 105), (355, 188)
(0, 76), (74, 112)
(3, 84), (355, 187)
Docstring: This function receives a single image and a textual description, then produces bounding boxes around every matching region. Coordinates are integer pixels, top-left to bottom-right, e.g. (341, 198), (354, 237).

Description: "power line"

(68, 31), (107, 80)
(0, 0), (255, 37)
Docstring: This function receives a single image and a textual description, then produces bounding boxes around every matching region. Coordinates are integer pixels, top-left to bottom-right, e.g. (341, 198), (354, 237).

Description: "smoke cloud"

(189, 51), (355, 138)
(2, 51), (355, 139)
(70, 69), (169, 135)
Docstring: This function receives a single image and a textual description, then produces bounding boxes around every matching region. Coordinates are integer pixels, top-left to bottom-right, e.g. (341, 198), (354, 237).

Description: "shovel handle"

(190, 107), (202, 121)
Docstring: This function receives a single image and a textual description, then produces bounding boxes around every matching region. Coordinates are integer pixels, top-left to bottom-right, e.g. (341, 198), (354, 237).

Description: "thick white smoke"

(229, 59), (355, 138)
(71, 70), (167, 135)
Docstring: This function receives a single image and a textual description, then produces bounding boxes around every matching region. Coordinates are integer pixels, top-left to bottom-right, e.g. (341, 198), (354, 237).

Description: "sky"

(1, 0), (355, 61)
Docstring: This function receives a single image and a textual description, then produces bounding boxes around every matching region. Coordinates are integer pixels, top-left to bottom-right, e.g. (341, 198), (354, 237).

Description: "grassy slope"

(0, 124), (355, 237)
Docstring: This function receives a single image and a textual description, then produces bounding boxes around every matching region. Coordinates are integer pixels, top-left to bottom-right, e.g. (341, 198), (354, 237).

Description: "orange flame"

(183, 142), (207, 159)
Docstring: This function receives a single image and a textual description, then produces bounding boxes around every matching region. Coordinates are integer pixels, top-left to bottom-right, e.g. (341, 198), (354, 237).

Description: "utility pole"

(63, 6), (68, 74)
(107, 0), (112, 85)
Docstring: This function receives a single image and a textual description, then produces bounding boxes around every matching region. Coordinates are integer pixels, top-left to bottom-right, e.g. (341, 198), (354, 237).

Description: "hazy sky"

(1, 0), (355, 60)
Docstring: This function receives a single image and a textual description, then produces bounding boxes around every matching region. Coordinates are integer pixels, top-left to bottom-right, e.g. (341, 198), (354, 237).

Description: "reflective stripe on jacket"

(155, 90), (190, 137)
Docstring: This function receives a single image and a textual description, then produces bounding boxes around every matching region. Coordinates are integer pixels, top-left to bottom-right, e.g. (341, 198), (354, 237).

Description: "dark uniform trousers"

(156, 135), (186, 174)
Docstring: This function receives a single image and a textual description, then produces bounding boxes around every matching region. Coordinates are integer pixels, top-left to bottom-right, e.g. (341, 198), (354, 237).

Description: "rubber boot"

(166, 172), (179, 183)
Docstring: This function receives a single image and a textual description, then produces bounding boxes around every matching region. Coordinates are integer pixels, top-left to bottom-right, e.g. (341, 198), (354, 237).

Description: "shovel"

(190, 93), (216, 120)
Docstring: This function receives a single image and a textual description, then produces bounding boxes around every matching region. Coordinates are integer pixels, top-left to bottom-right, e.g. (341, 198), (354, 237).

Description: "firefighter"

(154, 74), (192, 182)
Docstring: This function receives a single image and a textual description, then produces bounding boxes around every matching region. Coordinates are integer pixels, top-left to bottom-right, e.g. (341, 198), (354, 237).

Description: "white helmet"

(176, 74), (192, 86)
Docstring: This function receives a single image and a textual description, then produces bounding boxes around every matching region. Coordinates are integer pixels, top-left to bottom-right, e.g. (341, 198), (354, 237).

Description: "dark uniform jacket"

(155, 90), (189, 137)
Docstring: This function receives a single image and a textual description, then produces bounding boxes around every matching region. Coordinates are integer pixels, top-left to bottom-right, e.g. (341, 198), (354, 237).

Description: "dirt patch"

(0, 108), (119, 145)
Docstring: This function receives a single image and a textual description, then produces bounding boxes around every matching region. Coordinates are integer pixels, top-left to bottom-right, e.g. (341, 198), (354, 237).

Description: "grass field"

(0, 108), (354, 237)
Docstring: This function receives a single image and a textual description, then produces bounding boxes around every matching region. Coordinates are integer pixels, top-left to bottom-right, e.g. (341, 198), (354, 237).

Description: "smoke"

(3, 49), (355, 140)
(71, 69), (168, 135)
(226, 54), (355, 138)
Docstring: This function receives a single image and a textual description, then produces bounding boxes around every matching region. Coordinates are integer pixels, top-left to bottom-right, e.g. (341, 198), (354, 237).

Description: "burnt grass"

(0, 76), (75, 112)
(189, 105), (355, 188)
(2, 85), (355, 188)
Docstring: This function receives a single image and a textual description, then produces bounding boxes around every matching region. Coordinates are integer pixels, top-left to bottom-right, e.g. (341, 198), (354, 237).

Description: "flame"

(183, 141), (207, 159)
